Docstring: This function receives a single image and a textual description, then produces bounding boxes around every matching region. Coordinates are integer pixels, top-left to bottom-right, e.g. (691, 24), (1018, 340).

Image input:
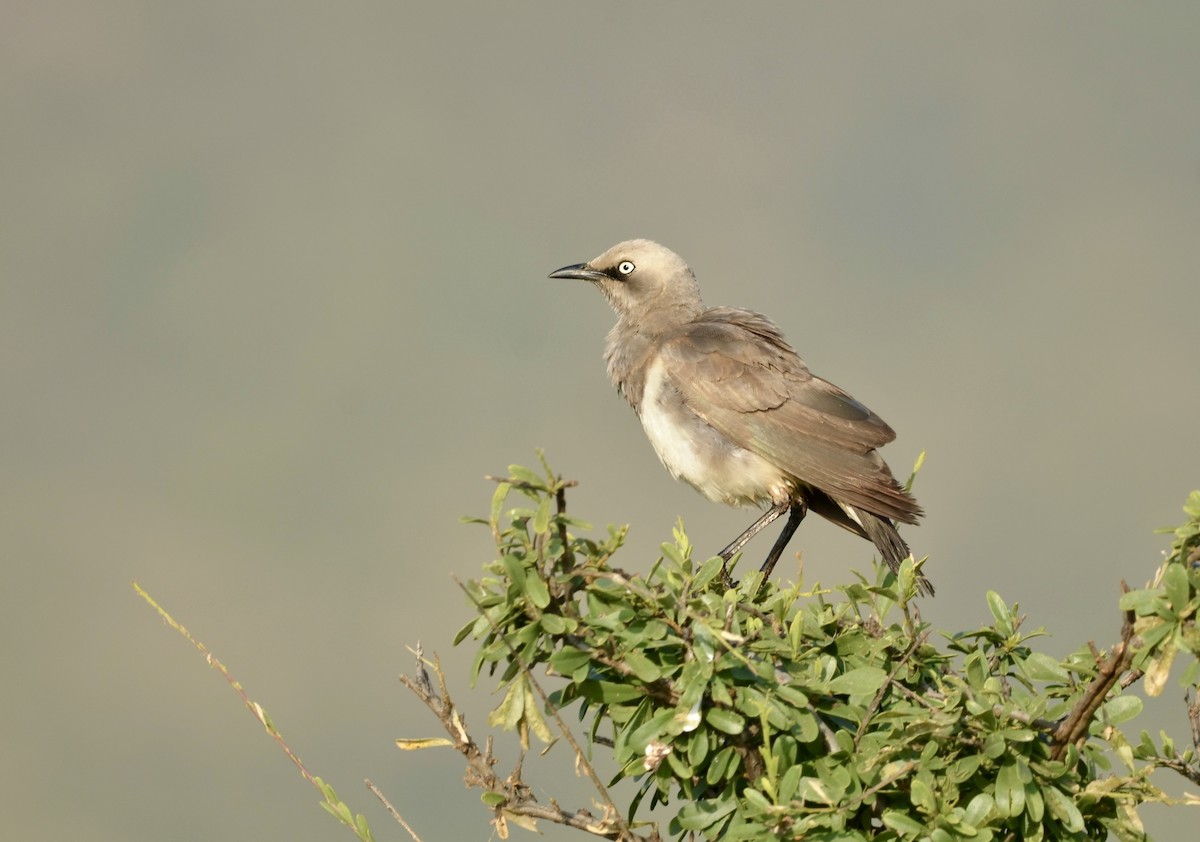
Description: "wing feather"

(659, 309), (921, 523)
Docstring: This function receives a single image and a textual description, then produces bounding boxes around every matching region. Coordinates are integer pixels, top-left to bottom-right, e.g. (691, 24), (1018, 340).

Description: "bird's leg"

(758, 502), (808, 581)
(719, 502), (789, 562)
(717, 502), (789, 587)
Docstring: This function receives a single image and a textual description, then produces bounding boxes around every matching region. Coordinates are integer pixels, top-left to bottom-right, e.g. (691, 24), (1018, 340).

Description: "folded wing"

(659, 308), (922, 524)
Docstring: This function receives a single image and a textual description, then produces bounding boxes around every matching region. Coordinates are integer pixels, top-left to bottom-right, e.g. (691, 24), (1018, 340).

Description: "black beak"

(549, 262), (608, 282)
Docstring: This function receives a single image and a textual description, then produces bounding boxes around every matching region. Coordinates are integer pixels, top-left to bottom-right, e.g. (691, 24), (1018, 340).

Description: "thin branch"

(1187, 688), (1200, 754)
(856, 632), (928, 749)
(1050, 584), (1138, 761)
(556, 479), (575, 572)
(132, 582), (316, 785)
(452, 577), (643, 841)
(398, 652), (654, 841)
(990, 704), (1057, 732)
(1154, 757), (1200, 786)
(1119, 668), (1145, 690)
(132, 581), (370, 841)
(365, 779), (423, 842)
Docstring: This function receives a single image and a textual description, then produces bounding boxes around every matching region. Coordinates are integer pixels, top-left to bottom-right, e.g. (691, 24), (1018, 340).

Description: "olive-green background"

(4, 3), (1198, 839)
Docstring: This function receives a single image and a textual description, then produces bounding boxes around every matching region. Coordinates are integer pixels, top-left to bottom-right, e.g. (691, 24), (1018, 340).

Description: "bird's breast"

(639, 358), (793, 507)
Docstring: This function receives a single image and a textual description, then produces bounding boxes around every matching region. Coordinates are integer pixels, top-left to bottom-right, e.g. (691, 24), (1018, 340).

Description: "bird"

(549, 239), (932, 596)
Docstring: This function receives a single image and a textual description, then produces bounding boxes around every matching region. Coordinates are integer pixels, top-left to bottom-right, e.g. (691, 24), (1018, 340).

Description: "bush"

(403, 462), (1199, 841)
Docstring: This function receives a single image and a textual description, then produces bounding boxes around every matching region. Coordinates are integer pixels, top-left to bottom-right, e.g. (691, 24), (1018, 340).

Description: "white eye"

(617, 260), (635, 275)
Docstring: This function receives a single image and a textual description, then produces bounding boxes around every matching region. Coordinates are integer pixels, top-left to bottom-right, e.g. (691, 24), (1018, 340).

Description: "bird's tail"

(855, 508), (935, 597)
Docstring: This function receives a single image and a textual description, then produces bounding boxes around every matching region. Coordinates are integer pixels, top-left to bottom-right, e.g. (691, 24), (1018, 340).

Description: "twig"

(398, 653), (653, 840)
(1187, 688), (1200, 754)
(131, 582), (316, 786)
(452, 576), (645, 841)
(1050, 584), (1137, 761)
(1154, 757), (1200, 786)
(990, 704), (1057, 732)
(556, 480), (575, 572)
(365, 779), (423, 842)
(856, 632), (927, 749)
(132, 581), (370, 841)
(1119, 668), (1144, 690)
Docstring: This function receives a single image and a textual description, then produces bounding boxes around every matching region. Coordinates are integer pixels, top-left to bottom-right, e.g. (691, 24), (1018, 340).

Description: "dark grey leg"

(718, 502), (789, 561)
(758, 502), (808, 581)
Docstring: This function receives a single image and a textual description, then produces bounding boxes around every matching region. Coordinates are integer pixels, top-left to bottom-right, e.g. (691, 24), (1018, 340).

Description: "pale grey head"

(548, 239), (704, 333)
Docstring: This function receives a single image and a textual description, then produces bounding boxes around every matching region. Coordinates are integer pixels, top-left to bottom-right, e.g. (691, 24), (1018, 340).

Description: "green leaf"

(481, 791), (506, 807)
(706, 746), (739, 784)
(622, 650), (662, 682)
(659, 540), (687, 568)
(995, 761), (1025, 817)
(626, 708), (675, 750)
(910, 776), (936, 812)
(1100, 694), (1143, 725)
(1119, 588), (1163, 615)
(687, 727), (710, 767)
(539, 613), (571, 634)
(579, 680), (644, 704)
(548, 645), (590, 676)
(795, 776), (835, 806)
(532, 496), (552, 535)
(965, 650), (987, 689)
(665, 749), (693, 780)
(1024, 778), (1044, 822)
(355, 811), (374, 842)
(828, 666), (888, 696)
(778, 765), (803, 804)
(790, 707), (820, 744)
(489, 482), (510, 529)
(773, 683), (810, 709)
(986, 591), (1013, 635)
(524, 573), (550, 608)
(1043, 786), (1085, 832)
(1131, 618), (1175, 676)
(675, 797), (737, 831)
(507, 464), (544, 488)
(1143, 634), (1178, 697)
(693, 555), (726, 589)
(1163, 562), (1191, 614)
(501, 553), (526, 589)
(454, 617), (480, 645)
(522, 680), (554, 744)
(1020, 651), (1070, 683)
(705, 707), (746, 735)
(488, 680), (524, 731)
(742, 786), (773, 811)
(882, 810), (926, 837)
(964, 792), (996, 826)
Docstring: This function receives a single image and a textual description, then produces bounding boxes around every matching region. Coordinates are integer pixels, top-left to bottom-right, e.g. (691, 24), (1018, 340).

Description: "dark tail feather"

(856, 508), (935, 597)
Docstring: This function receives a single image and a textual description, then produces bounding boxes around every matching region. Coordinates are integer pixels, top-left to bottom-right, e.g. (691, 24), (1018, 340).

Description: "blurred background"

(3, 2), (1198, 839)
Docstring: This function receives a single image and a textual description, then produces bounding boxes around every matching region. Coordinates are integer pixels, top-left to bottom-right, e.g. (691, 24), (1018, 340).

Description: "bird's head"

(550, 239), (704, 330)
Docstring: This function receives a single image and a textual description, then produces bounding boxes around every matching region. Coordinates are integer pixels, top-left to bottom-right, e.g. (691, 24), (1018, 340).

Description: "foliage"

(451, 464), (1200, 841)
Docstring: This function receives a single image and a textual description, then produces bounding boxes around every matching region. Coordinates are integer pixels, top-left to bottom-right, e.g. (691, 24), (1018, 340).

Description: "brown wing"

(658, 308), (921, 523)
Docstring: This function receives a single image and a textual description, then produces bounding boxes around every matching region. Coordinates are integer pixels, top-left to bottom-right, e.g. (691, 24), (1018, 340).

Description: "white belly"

(639, 359), (792, 507)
